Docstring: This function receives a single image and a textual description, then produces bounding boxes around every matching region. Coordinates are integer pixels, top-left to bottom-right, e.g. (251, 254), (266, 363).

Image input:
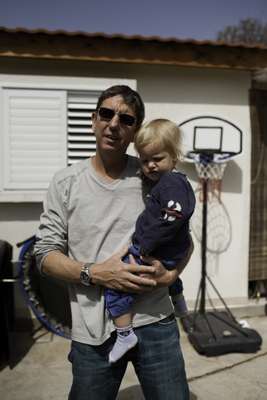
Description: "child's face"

(139, 143), (176, 181)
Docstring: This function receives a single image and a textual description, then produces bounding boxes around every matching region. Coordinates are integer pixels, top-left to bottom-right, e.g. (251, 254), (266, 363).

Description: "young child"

(105, 119), (196, 363)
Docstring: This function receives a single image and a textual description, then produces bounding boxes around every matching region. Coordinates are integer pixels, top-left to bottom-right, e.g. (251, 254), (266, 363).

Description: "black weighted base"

(181, 311), (262, 357)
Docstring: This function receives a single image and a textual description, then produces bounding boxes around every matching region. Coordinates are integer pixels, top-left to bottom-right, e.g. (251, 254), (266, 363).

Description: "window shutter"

(3, 89), (67, 190)
(67, 91), (99, 165)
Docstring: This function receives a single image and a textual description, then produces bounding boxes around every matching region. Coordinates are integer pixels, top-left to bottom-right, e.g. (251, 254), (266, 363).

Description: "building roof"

(0, 27), (267, 70)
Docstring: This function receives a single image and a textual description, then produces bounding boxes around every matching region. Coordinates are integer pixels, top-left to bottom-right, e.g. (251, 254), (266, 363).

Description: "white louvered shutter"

(67, 91), (99, 165)
(3, 89), (67, 190)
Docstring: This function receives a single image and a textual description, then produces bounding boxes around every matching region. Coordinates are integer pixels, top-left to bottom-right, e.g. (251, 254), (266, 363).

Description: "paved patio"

(0, 314), (266, 400)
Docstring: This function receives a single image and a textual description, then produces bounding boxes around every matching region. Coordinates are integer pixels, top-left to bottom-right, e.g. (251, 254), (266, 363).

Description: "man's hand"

(90, 236), (194, 292)
(91, 247), (157, 293)
(141, 235), (194, 287)
(141, 256), (179, 287)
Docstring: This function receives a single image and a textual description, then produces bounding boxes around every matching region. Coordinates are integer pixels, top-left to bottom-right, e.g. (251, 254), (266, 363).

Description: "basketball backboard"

(179, 116), (243, 161)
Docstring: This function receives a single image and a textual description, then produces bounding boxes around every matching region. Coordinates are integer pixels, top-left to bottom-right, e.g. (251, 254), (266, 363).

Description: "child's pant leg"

(105, 289), (135, 318)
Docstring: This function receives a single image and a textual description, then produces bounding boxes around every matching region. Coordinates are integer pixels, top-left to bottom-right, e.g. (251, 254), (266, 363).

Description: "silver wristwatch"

(80, 263), (94, 286)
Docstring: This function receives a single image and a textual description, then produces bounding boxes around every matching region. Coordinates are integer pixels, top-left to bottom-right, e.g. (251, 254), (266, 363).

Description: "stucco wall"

(0, 59), (251, 303)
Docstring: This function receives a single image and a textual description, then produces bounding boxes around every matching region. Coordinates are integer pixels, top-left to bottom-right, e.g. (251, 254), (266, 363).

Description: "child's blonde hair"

(134, 119), (182, 161)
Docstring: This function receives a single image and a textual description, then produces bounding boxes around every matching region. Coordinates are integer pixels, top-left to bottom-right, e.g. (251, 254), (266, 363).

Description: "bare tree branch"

(217, 18), (267, 46)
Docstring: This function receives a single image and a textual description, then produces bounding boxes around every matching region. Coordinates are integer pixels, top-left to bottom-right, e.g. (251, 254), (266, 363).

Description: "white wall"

(133, 65), (251, 302)
(0, 61), (251, 304)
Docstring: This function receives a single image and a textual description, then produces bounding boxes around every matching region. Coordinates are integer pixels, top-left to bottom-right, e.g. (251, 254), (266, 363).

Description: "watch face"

(80, 269), (91, 286)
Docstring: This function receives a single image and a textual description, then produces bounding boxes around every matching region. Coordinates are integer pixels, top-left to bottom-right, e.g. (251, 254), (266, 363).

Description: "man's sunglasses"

(98, 107), (136, 127)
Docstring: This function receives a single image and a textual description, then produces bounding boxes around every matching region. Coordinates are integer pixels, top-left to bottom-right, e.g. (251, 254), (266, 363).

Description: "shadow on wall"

(0, 203), (43, 222)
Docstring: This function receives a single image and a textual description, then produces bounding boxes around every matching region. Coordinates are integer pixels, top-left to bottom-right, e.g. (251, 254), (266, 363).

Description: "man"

(35, 85), (191, 399)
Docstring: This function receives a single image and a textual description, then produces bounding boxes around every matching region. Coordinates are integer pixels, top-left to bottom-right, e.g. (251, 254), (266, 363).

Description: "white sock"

(109, 325), (138, 364)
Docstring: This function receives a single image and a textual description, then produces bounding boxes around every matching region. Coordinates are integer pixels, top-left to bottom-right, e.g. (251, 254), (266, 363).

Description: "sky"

(0, 0), (267, 41)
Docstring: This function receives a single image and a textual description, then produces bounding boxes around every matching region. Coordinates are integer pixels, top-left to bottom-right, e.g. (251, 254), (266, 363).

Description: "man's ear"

(92, 112), (97, 130)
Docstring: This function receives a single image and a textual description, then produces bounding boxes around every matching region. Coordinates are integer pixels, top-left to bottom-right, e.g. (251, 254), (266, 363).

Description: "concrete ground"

(0, 314), (267, 400)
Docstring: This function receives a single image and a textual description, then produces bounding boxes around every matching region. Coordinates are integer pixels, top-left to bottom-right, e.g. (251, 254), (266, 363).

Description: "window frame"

(0, 75), (136, 202)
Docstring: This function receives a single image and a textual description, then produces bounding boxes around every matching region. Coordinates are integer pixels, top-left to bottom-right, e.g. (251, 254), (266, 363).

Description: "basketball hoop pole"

(199, 177), (208, 314)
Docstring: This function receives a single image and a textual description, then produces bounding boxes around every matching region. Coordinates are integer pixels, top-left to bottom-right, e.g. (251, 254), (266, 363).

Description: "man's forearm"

(42, 251), (83, 283)
(41, 248), (157, 292)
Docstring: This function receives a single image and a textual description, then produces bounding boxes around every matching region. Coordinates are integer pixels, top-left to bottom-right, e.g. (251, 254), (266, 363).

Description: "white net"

(195, 162), (227, 180)
(193, 158), (229, 202)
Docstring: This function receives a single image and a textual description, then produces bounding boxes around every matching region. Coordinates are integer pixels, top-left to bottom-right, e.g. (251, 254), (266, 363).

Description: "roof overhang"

(0, 27), (267, 71)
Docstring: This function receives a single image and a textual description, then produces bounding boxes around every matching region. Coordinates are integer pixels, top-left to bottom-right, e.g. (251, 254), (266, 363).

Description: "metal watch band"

(80, 262), (94, 286)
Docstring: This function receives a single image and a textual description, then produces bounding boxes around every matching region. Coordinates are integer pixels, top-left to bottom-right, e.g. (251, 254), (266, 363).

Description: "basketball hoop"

(187, 152), (231, 201)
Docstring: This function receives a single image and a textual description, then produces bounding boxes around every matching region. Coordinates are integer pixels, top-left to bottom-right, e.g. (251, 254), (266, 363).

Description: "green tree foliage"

(217, 18), (267, 46)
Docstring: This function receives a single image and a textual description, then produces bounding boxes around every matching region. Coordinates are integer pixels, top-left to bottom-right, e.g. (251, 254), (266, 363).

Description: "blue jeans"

(68, 314), (189, 400)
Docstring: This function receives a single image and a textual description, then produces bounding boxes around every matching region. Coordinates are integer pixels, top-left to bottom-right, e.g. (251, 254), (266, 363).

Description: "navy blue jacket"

(133, 171), (195, 264)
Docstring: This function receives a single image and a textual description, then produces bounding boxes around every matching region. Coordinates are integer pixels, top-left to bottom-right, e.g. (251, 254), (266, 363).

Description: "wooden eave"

(0, 28), (267, 70)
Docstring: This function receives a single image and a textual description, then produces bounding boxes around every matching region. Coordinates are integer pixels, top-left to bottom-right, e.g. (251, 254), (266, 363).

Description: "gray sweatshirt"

(34, 156), (173, 345)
